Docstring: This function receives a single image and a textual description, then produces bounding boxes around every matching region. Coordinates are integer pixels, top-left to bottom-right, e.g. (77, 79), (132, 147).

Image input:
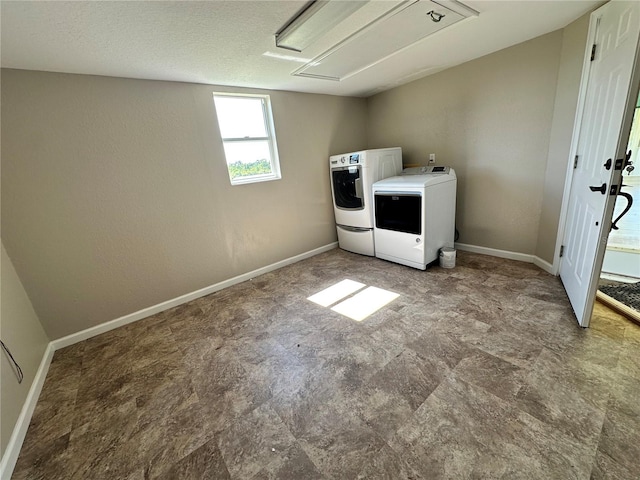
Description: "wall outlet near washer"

(429, 153), (436, 164)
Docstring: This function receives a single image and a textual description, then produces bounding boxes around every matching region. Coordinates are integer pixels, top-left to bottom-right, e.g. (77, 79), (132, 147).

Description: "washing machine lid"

(373, 171), (455, 189)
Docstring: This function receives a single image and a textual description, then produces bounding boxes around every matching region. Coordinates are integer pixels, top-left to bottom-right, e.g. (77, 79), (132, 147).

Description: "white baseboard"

(455, 242), (556, 275)
(455, 243), (535, 263)
(533, 256), (555, 275)
(0, 344), (54, 480)
(51, 242), (338, 350)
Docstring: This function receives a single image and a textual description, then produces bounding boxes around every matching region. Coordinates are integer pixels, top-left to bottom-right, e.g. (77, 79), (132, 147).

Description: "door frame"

(554, 1), (640, 325)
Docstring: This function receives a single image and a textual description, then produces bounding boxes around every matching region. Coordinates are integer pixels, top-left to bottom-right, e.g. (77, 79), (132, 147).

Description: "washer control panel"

(331, 153), (361, 166)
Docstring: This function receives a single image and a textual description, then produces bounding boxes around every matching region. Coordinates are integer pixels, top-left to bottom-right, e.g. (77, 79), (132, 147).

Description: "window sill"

(229, 173), (282, 186)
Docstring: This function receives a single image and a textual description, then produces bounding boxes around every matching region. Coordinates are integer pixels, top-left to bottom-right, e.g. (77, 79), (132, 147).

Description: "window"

(213, 93), (281, 185)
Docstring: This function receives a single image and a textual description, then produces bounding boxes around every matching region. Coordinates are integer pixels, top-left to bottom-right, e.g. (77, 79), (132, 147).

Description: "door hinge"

(574, 155), (579, 169)
(591, 44), (597, 61)
(559, 245), (565, 258)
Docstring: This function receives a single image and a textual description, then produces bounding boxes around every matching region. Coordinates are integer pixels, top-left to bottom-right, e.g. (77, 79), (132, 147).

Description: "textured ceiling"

(1, 1), (603, 97)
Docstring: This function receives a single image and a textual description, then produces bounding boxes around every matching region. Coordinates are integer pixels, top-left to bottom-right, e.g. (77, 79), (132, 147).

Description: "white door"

(560, 0), (640, 327)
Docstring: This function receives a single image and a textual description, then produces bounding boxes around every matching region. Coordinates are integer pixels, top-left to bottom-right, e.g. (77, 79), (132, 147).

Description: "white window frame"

(212, 92), (281, 185)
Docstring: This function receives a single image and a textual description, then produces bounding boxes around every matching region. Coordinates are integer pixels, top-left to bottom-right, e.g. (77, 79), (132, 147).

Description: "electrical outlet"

(429, 153), (436, 164)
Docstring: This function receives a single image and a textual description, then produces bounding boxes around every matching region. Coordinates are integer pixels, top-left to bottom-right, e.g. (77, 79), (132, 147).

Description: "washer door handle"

(355, 177), (363, 199)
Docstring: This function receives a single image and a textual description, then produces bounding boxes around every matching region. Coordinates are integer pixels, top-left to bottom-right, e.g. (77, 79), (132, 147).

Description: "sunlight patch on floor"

(307, 279), (366, 307)
(307, 279), (400, 321)
(331, 286), (400, 321)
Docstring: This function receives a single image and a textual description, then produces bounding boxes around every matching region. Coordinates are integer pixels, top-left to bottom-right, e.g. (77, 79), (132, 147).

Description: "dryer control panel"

(402, 165), (450, 175)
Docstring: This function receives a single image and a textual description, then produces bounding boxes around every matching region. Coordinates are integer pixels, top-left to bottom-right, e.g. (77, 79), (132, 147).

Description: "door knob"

(589, 183), (607, 194)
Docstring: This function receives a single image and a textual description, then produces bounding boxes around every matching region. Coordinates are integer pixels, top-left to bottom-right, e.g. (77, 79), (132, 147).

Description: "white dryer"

(373, 169), (456, 269)
(330, 148), (402, 256)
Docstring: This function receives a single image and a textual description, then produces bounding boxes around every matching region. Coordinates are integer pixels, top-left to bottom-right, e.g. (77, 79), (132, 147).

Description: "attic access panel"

(293, 0), (478, 81)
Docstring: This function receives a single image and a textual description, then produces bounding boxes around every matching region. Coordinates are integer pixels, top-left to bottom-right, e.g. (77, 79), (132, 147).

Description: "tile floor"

(11, 249), (640, 479)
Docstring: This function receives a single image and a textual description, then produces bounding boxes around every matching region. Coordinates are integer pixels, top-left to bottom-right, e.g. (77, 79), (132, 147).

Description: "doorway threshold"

(596, 290), (640, 326)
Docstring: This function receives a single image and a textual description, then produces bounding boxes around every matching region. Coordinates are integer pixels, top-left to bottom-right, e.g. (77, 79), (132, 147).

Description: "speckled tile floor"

(12, 249), (640, 479)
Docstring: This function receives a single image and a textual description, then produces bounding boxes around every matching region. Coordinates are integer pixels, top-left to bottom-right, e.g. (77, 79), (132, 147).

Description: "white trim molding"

(0, 344), (54, 480)
(533, 256), (555, 275)
(455, 242), (534, 263)
(52, 242), (338, 350)
(455, 242), (555, 275)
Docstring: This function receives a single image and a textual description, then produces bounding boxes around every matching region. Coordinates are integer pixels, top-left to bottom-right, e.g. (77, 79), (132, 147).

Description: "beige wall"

(367, 31), (565, 255)
(1, 69), (367, 339)
(1, 242), (50, 456)
(1, 19), (594, 341)
(535, 14), (591, 264)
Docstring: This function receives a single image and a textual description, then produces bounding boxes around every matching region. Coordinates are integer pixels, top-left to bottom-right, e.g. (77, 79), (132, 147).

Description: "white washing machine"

(373, 168), (456, 269)
(330, 148), (402, 256)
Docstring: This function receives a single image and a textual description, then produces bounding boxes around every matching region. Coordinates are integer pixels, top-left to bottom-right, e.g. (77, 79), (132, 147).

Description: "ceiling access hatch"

(292, 0), (479, 81)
